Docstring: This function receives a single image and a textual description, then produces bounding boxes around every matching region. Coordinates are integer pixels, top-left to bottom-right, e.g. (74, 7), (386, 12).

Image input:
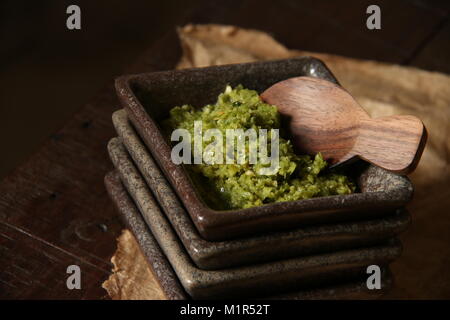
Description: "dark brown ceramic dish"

(112, 110), (411, 270)
(115, 57), (414, 241)
(105, 171), (394, 300)
(107, 140), (402, 299)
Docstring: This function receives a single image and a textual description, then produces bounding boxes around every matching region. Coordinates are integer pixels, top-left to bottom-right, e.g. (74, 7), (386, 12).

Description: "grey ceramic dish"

(112, 109), (411, 270)
(105, 170), (393, 300)
(115, 57), (414, 241)
(105, 171), (188, 300)
(107, 138), (402, 299)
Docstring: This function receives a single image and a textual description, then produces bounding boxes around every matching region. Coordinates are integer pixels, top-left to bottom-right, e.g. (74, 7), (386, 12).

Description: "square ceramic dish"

(112, 110), (411, 270)
(115, 56), (414, 241)
(107, 139), (402, 299)
(105, 170), (393, 300)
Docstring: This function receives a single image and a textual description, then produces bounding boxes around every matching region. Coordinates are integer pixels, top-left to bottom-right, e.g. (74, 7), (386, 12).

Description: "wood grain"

(0, 0), (449, 299)
(261, 76), (427, 174)
(0, 30), (184, 299)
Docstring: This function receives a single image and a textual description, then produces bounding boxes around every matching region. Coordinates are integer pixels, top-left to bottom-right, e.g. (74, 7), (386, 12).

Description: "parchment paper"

(103, 24), (450, 299)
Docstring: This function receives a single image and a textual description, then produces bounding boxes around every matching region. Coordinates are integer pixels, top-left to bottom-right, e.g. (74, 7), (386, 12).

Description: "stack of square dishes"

(105, 58), (414, 299)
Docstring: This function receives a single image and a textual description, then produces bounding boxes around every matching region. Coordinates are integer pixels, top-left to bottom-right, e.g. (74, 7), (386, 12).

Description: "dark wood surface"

(0, 0), (449, 299)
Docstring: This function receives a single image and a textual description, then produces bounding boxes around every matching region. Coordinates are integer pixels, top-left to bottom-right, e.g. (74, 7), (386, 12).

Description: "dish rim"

(112, 110), (411, 270)
(105, 170), (394, 300)
(115, 57), (414, 241)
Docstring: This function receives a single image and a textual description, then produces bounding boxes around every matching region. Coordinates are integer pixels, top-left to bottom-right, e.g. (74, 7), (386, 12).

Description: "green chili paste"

(165, 85), (355, 209)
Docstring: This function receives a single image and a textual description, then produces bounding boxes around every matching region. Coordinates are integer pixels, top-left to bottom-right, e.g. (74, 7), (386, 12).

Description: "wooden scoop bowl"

(261, 77), (427, 175)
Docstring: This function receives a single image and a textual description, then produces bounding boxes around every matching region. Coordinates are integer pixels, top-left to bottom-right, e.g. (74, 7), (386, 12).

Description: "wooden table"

(1, 0), (449, 299)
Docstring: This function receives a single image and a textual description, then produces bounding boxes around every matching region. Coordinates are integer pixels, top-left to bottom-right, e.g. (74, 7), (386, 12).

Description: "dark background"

(1, 0), (449, 179)
(0, 0), (449, 299)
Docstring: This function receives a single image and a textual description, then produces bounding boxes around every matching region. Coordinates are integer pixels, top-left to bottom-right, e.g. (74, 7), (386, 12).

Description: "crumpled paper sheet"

(103, 24), (450, 299)
(103, 229), (166, 300)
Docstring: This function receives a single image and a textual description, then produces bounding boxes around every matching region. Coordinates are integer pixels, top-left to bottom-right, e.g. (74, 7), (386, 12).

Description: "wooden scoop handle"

(352, 115), (427, 174)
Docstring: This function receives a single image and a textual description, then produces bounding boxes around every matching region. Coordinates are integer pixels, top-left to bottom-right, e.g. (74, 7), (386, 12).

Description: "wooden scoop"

(261, 77), (427, 174)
